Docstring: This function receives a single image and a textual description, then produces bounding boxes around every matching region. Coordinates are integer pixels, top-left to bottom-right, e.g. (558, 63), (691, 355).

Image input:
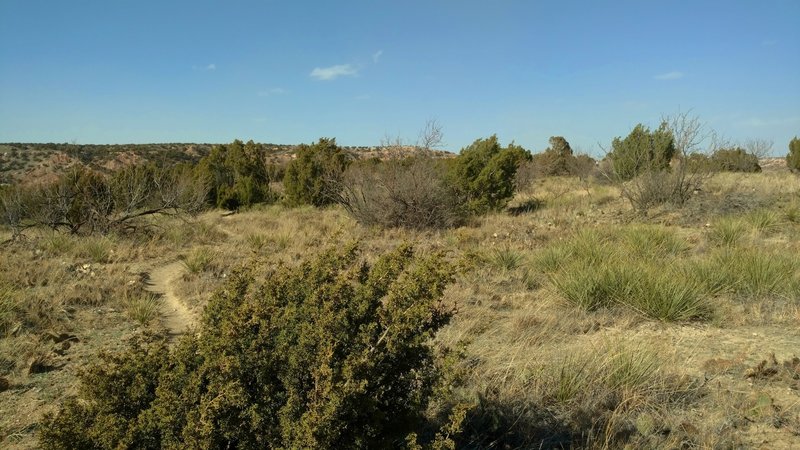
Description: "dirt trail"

(144, 261), (197, 339)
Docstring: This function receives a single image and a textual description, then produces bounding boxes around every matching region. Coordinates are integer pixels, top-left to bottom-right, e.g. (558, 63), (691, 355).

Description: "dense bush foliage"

(195, 139), (275, 209)
(711, 147), (761, 173)
(40, 244), (463, 449)
(283, 138), (349, 207)
(518, 137), (596, 187)
(447, 135), (530, 214)
(336, 158), (465, 229)
(608, 123), (676, 180)
(788, 136), (800, 172)
(528, 136), (573, 177)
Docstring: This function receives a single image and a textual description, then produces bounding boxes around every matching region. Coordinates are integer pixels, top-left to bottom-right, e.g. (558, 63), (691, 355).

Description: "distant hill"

(0, 142), (454, 185)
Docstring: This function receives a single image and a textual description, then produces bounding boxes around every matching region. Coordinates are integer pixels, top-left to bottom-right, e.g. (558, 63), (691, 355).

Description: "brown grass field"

(1, 164), (799, 448)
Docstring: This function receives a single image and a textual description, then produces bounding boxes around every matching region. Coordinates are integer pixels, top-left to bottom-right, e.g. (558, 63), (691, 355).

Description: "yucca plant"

(707, 217), (747, 247)
(182, 247), (215, 274)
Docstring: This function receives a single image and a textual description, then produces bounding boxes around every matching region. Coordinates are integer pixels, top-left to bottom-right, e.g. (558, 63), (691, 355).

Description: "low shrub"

(335, 158), (465, 229)
(787, 136), (800, 172)
(283, 138), (349, 207)
(711, 147), (761, 173)
(447, 135), (530, 215)
(40, 244), (465, 449)
(608, 123), (675, 181)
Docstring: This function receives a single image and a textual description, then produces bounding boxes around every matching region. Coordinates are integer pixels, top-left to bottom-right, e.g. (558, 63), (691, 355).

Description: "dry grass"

(2, 169), (800, 448)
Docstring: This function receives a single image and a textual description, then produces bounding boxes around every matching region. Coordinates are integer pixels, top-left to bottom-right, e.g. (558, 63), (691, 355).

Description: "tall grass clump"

(489, 246), (524, 272)
(681, 257), (736, 296)
(617, 225), (688, 258)
(75, 236), (114, 263)
(626, 267), (710, 321)
(687, 247), (800, 301)
(244, 233), (268, 251)
(744, 209), (782, 235)
(534, 230), (612, 272)
(550, 263), (627, 311)
(123, 291), (161, 326)
(707, 217), (747, 247)
(544, 229), (711, 321)
(784, 205), (800, 224)
(462, 342), (697, 448)
(717, 247), (799, 299)
(41, 233), (76, 255)
(182, 247), (215, 274)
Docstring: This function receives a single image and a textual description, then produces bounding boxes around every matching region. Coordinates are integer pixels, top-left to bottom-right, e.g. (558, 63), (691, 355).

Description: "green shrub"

(685, 152), (715, 173)
(447, 135), (530, 214)
(283, 138), (349, 207)
(196, 140), (274, 210)
(40, 244), (463, 449)
(608, 123), (675, 181)
(711, 147), (761, 173)
(528, 136), (574, 177)
(787, 136), (800, 172)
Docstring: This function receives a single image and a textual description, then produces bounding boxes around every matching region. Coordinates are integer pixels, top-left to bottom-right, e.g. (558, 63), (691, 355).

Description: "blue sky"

(1, 1), (798, 155)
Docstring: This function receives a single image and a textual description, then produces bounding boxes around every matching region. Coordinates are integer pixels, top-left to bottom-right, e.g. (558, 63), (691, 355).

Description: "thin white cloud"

(654, 71), (684, 80)
(372, 50), (383, 63)
(310, 64), (358, 81)
(192, 63), (217, 71)
(740, 116), (800, 127)
(257, 88), (287, 97)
